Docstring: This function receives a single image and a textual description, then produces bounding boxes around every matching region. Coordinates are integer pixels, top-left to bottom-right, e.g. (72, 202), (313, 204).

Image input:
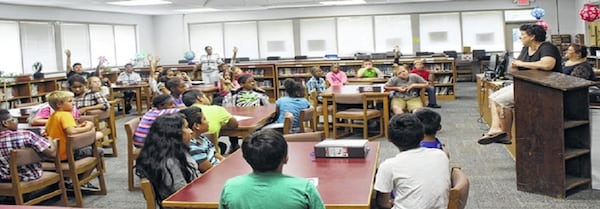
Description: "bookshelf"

(0, 77), (67, 109)
(551, 34), (572, 56)
(275, 62), (313, 98)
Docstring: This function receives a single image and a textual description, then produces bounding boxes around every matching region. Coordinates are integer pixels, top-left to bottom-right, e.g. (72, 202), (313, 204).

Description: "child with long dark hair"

(135, 113), (199, 209)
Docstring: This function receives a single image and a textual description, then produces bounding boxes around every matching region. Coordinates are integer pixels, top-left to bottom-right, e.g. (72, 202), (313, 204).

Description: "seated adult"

(478, 24), (562, 145)
(0, 109), (57, 182)
(383, 66), (429, 114)
(133, 95), (179, 147)
(219, 129), (325, 209)
(563, 43), (596, 81)
(356, 59), (384, 78)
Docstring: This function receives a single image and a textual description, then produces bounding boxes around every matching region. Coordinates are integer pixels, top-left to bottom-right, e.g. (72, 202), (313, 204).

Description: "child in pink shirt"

(325, 63), (347, 87)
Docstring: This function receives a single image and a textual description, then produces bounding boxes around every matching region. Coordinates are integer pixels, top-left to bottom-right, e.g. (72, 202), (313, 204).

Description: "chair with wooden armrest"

(448, 167), (470, 209)
(84, 109), (117, 157)
(283, 131), (325, 142)
(14, 102), (42, 108)
(332, 93), (383, 141)
(107, 83), (127, 117)
(310, 90), (331, 131)
(51, 128), (107, 207)
(140, 178), (157, 209)
(125, 117), (141, 191)
(0, 148), (68, 206)
(282, 111), (294, 134)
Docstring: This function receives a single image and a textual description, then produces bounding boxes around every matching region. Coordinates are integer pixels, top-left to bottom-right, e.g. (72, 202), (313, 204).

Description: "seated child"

(306, 66), (326, 101)
(273, 79), (311, 133)
(165, 78), (188, 108)
(383, 66), (429, 114)
(29, 102), (80, 126)
(218, 70), (239, 97)
(356, 59), (384, 78)
(223, 74), (270, 107)
(411, 59), (441, 108)
(69, 75), (110, 114)
(325, 63), (347, 87)
(0, 109), (57, 182)
(88, 76), (110, 98)
(219, 129), (325, 209)
(133, 95), (180, 147)
(135, 113), (199, 209)
(374, 113), (450, 209)
(414, 108), (445, 151)
(180, 106), (225, 173)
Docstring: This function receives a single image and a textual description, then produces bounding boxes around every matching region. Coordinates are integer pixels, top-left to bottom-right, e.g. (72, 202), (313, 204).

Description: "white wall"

(152, 15), (186, 64)
(0, 3), (155, 63)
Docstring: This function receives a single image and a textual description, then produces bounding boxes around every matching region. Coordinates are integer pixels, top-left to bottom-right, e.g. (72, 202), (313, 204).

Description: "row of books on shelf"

(434, 87), (454, 95)
(0, 97), (44, 108)
(244, 69), (268, 77)
(433, 75), (454, 84)
(425, 63), (452, 72)
(256, 80), (273, 88)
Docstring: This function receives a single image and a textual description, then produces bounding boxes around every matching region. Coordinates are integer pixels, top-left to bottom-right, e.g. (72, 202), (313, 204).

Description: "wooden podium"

(512, 70), (596, 198)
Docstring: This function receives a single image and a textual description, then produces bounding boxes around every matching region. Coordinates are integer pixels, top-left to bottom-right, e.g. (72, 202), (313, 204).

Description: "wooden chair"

(299, 106), (316, 133)
(125, 117), (141, 191)
(0, 148), (68, 206)
(282, 111), (294, 134)
(84, 109), (118, 157)
(283, 131), (324, 142)
(140, 178), (157, 209)
(310, 90), (331, 131)
(448, 167), (470, 209)
(332, 93), (383, 141)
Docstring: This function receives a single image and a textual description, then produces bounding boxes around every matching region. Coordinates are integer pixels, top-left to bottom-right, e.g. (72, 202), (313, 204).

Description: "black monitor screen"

(494, 52), (511, 80)
(488, 54), (497, 71)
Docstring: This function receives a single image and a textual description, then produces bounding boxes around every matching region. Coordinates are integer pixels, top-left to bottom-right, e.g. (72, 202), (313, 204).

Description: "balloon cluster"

(580, 4), (600, 22)
(531, 6), (548, 31)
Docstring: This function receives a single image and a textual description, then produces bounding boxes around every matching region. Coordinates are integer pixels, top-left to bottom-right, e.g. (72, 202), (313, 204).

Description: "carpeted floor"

(20, 82), (600, 208)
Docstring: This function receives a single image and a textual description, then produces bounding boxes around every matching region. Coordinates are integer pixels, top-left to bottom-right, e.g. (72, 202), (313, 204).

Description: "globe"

(184, 51), (196, 61)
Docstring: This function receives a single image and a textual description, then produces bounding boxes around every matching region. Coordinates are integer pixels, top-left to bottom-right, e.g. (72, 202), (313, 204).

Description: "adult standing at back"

(478, 24), (562, 145)
(198, 46), (223, 84)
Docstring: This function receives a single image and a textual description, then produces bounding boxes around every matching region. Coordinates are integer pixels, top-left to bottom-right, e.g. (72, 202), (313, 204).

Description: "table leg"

(323, 96), (330, 138)
(145, 87), (151, 111)
(136, 87), (142, 115)
(383, 96), (389, 139)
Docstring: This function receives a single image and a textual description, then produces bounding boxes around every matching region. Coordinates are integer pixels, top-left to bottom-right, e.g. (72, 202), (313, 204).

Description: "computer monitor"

(494, 52), (511, 80)
(487, 54), (498, 71)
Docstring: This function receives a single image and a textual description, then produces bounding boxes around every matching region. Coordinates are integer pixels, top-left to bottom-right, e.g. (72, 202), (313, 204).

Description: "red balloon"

(580, 4), (600, 22)
(536, 19), (549, 31)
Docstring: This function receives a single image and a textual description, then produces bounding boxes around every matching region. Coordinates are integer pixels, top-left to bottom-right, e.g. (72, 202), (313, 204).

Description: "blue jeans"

(427, 86), (437, 105)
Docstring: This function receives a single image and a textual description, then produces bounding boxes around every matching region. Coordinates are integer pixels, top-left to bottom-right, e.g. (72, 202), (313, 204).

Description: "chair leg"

(97, 165), (107, 195)
(128, 158), (134, 191)
(72, 176), (84, 207)
(58, 178), (69, 206)
(363, 119), (368, 140)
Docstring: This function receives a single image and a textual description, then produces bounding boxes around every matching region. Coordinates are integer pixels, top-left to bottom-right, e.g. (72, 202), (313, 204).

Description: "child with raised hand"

(135, 113), (199, 209)
(219, 129), (325, 209)
(218, 70), (239, 97)
(374, 113), (449, 209)
(305, 66), (326, 101)
(274, 79), (311, 133)
(180, 106), (225, 173)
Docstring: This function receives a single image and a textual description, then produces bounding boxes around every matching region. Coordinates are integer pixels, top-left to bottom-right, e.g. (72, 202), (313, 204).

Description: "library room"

(0, 0), (599, 209)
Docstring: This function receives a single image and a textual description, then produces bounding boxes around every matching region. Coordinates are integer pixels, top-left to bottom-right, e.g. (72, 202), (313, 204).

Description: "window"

(189, 23), (224, 59)
(89, 24), (116, 66)
(299, 18), (337, 57)
(20, 21), (57, 74)
(419, 13), (461, 52)
(258, 20), (294, 58)
(337, 16), (374, 56)
(114, 25), (137, 66)
(0, 21), (22, 75)
(374, 15), (412, 54)
(462, 11), (505, 52)
(61, 23), (91, 70)
(224, 22), (259, 59)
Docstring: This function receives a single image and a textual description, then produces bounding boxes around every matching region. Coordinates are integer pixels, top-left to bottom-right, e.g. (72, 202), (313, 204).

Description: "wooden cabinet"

(0, 77), (66, 109)
(512, 70), (595, 198)
(275, 62), (313, 98)
(237, 63), (277, 103)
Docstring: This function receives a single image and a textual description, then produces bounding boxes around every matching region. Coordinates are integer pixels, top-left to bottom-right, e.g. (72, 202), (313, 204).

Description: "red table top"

(0, 206), (92, 209)
(163, 141), (380, 209)
(223, 104), (276, 128)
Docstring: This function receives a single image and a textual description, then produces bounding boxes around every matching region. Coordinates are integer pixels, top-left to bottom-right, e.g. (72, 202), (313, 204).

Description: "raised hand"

(65, 49), (71, 57)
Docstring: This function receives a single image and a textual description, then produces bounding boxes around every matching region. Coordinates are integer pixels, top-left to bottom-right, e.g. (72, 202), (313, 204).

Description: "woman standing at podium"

(478, 24), (561, 145)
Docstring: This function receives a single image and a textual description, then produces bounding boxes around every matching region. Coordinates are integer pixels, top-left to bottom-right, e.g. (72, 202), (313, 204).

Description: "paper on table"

(233, 115), (252, 121)
(306, 177), (319, 187)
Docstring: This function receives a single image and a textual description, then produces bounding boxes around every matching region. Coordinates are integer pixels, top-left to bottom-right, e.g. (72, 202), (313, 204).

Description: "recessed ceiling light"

(176, 8), (221, 13)
(108, 0), (172, 6)
(319, 0), (366, 5)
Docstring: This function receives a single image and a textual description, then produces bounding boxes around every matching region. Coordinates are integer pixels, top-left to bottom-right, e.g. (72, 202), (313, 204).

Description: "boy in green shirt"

(356, 59), (384, 78)
(219, 129), (325, 209)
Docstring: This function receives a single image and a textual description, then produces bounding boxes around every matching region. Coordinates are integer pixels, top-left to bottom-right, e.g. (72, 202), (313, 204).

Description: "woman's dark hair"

(152, 94), (174, 108)
(166, 78), (183, 91)
(135, 114), (197, 206)
(242, 129), (287, 172)
(0, 109), (10, 121)
(570, 43), (588, 58)
(520, 24), (547, 42)
(179, 106), (203, 129)
(414, 108), (441, 136)
(283, 78), (305, 98)
(388, 113), (424, 151)
(67, 75), (86, 87)
(182, 89), (204, 107)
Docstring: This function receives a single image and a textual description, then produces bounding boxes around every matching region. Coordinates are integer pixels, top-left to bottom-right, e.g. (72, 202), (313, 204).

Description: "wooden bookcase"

(275, 62), (314, 98)
(397, 58), (457, 100)
(237, 63), (277, 103)
(0, 77), (66, 109)
(512, 70), (595, 198)
(550, 34), (571, 56)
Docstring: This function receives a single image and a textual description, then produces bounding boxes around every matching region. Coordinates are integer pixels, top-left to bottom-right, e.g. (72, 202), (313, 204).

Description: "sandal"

(477, 132), (507, 145)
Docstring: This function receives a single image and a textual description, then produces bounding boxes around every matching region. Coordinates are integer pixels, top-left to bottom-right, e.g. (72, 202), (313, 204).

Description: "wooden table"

(111, 83), (151, 115)
(163, 141), (380, 209)
(321, 85), (390, 138)
(0, 206), (93, 209)
(347, 78), (389, 84)
(221, 104), (277, 139)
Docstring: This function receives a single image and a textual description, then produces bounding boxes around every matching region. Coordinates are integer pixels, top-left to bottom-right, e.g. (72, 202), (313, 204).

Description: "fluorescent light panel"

(320, 0), (366, 5)
(108, 0), (172, 6)
(176, 8), (221, 13)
